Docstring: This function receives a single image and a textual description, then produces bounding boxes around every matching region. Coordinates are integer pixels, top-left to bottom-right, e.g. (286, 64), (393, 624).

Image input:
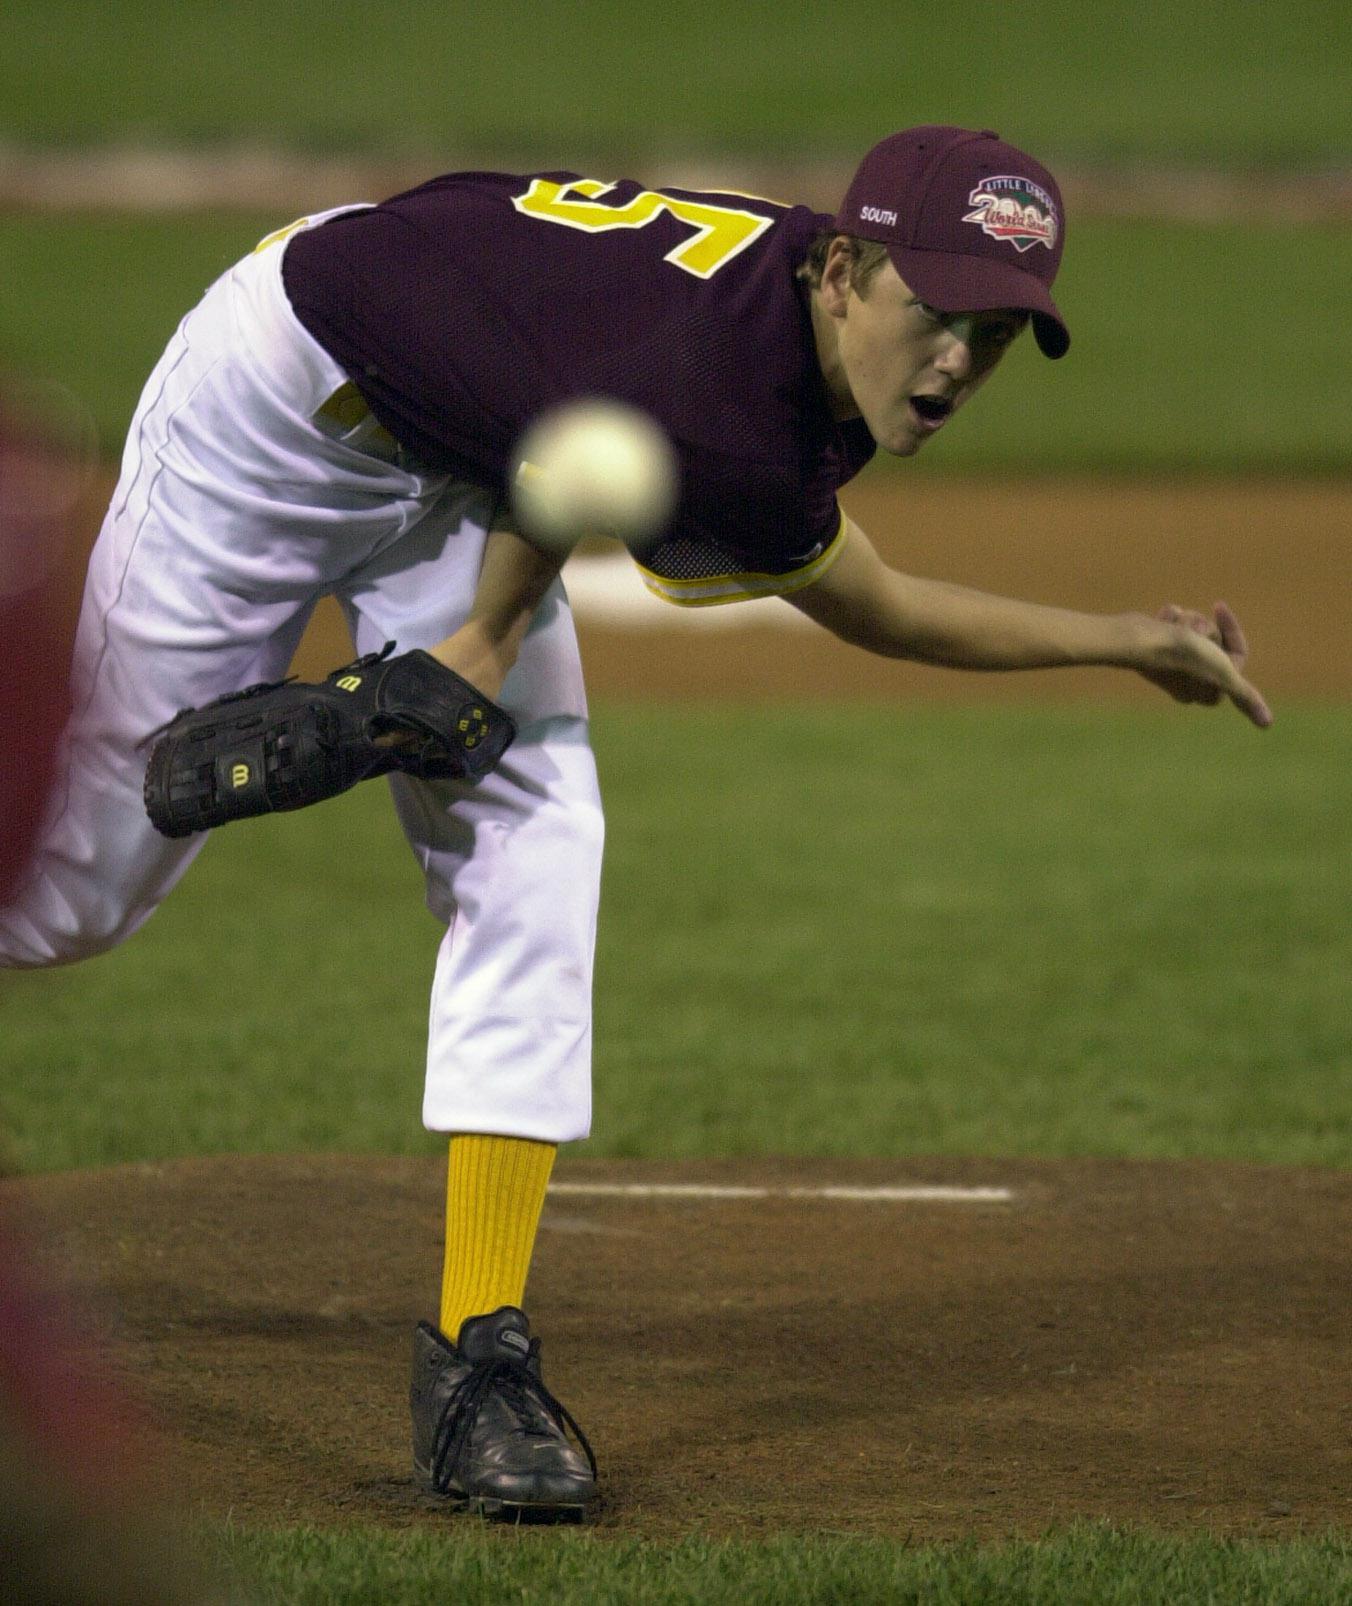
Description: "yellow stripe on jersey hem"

(635, 513), (847, 607)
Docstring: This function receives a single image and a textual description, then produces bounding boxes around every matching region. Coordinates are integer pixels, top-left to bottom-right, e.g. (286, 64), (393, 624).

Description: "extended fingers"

(1199, 638), (1270, 726)
(1196, 636), (1271, 726)
(1209, 602), (1267, 723)
(1214, 600), (1249, 668)
(1229, 673), (1273, 729)
(1151, 608), (1272, 727)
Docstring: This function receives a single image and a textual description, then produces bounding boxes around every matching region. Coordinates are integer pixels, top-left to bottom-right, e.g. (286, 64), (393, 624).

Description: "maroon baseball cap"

(835, 126), (1070, 358)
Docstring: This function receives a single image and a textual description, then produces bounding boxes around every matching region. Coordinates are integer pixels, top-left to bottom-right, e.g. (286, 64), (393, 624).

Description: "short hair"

(797, 231), (890, 295)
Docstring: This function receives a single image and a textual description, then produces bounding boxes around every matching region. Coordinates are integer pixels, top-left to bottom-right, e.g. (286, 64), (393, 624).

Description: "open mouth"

(909, 394), (954, 427)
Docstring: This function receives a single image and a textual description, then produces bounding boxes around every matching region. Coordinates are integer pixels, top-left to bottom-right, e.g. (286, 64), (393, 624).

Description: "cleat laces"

(429, 1339), (597, 1495)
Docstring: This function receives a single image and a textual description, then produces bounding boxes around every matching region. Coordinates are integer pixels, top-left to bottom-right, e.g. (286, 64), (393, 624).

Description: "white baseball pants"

(0, 217), (604, 1143)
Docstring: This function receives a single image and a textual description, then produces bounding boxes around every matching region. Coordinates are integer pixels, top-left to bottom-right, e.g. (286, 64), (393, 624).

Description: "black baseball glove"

(144, 643), (516, 838)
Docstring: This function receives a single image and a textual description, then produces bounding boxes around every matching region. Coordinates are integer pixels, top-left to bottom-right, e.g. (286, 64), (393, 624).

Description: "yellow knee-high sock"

(440, 1134), (557, 1341)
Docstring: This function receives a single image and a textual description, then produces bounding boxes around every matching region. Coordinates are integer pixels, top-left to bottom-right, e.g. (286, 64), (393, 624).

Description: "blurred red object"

(0, 378), (92, 904)
(0, 1200), (148, 1496)
(0, 1196), (206, 1604)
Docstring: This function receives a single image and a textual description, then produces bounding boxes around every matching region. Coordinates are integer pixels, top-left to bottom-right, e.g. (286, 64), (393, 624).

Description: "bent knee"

(0, 888), (153, 969)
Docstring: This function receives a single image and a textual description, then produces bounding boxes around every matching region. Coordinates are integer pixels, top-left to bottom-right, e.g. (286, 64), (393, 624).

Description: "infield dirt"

(8, 1152), (1351, 1539)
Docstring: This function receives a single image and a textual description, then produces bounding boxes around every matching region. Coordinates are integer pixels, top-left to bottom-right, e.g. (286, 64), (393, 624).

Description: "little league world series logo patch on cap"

(961, 176), (1058, 253)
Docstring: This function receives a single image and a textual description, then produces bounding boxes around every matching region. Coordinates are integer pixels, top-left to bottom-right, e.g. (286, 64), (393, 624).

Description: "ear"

(817, 237), (855, 319)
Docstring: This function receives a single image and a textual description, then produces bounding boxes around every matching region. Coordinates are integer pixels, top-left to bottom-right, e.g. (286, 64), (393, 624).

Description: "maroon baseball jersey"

(282, 172), (875, 605)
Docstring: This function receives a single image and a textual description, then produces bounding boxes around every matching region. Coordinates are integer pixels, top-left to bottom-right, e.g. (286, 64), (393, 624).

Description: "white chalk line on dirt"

(549, 1182), (1014, 1203)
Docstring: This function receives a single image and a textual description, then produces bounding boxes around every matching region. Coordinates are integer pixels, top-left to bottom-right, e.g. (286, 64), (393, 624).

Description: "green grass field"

(5, 704), (1349, 1597)
(214, 1522), (1352, 1604)
(7, 705), (1349, 1176)
(3, 214), (1347, 472)
(6, 0), (1350, 162)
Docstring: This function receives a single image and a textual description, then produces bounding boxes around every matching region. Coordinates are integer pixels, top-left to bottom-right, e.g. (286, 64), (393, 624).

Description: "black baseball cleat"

(410, 1307), (597, 1521)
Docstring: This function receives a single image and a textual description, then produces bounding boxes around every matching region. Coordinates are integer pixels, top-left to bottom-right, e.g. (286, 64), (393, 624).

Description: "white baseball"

(510, 399), (678, 551)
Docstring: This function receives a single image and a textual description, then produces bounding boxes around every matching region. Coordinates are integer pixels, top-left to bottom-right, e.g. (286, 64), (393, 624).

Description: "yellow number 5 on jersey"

(512, 178), (774, 279)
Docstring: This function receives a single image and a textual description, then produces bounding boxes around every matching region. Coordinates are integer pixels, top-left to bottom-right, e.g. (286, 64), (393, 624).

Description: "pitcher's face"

(817, 245), (1026, 456)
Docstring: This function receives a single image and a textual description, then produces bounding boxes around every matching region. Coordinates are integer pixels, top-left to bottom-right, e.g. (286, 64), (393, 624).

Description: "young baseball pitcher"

(0, 127), (1270, 1520)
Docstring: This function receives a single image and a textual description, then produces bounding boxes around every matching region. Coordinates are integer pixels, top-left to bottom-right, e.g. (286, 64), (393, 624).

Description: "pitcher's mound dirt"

(8, 1153), (1349, 1540)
